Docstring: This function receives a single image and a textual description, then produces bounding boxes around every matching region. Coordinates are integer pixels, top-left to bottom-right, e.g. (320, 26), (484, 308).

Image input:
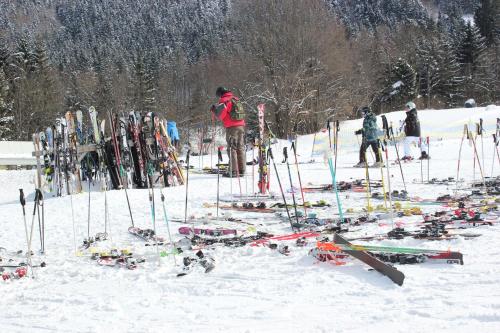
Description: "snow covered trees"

(0, 0), (497, 140)
(457, 22), (495, 103)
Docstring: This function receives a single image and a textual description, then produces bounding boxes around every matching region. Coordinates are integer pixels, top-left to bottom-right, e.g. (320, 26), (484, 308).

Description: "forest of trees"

(0, 0), (498, 140)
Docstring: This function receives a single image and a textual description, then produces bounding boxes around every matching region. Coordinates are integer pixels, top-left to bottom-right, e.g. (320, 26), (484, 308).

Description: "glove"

(210, 105), (216, 112)
(355, 129), (363, 135)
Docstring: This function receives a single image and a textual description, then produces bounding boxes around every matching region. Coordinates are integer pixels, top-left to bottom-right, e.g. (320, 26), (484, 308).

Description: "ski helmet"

(361, 106), (371, 115)
(405, 101), (416, 111)
(215, 86), (229, 97)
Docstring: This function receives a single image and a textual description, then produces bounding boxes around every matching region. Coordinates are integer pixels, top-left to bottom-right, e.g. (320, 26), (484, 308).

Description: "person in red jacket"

(211, 87), (246, 176)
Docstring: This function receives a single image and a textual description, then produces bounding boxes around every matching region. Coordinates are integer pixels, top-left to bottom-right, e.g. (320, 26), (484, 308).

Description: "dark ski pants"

(359, 140), (382, 163)
(226, 125), (246, 175)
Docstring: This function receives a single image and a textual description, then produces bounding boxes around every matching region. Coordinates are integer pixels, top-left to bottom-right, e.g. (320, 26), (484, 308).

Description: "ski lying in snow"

(203, 202), (276, 213)
(371, 252), (463, 265)
(128, 226), (165, 243)
(333, 233), (405, 286)
(316, 241), (463, 265)
(219, 205), (276, 213)
(250, 231), (320, 246)
(97, 255), (141, 270)
(178, 226), (238, 236)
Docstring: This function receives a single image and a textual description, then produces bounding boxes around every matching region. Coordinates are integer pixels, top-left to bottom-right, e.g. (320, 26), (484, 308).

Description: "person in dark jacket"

(402, 101), (429, 160)
(211, 87), (246, 176)
(354, 106), (383, 168)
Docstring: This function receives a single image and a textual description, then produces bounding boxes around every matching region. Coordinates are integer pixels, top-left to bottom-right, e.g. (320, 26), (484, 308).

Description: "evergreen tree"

(94, 61), (115, 115)
(458, 22), (495, 102)
(0, 68), (13, 140)
(130, 56), (156, 113)
(415, 37), (440, 108)
(379, 57), (417, 110)
(435, 34), (463, 106)
(32, 40), (59, 128)
(474, 0), (498, 46)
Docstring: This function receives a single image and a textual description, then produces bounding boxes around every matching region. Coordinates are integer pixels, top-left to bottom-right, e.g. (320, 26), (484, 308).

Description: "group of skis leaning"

(33, 107), (184, 197)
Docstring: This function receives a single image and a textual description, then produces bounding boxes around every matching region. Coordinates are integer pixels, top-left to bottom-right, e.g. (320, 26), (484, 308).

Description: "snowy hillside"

(1, 106), (500, 332)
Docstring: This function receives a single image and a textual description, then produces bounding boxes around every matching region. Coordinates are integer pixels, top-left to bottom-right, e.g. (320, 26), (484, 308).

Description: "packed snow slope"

(1, 105), (500, 333)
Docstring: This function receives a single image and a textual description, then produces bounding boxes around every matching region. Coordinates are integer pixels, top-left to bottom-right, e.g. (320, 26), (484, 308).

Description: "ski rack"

(32, 143), (98, 196)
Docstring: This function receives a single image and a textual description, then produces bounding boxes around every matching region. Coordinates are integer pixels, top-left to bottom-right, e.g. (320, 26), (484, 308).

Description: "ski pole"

(27, 190), (42, 278)
(228, 142), (233, 202)
(383, 143), (395, 229)
(327, 120), (332, 149)
(491, 134), (496, 178)
(36, 189), (44, 254)
(252, 138), (255, 194)
(145, 161), (160, 266)
(389, 126), (407, 192)
(480, 118), (485, 178)
(419, 137), (423, 183)
(327, 153), (344, 223)
(216, 147), (223, 219)
(426, 136), (430, 182)
(150, 188), (160, 266)
(310, 132), (317, 162)
(291, 141), (307, 216)
(470, 131), (486, 189)
(268, 148), (294, 229)
(184, 150), (190, 225)
(160, 189), (176, 265)
(363, 151), (372, 214)
(283, 147), (300, 224)
(19, 189), (34, 278)
(377, 141), (388, 210)
(456, 125), (468, 193)
(493, 134), (500, 175)
(334, 120), (340, 171)
(471, 125), (478, 185)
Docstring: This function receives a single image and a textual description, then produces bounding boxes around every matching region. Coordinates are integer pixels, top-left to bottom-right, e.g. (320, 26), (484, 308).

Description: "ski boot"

(398, 156), (413, 163)
(353, 162), (368, 168)
(371, 161), (385, 168)
(419, 151), (430, 160)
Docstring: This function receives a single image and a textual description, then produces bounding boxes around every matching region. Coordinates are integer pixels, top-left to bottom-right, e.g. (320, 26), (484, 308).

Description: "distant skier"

(354, 106), (384, 168)
(211, 87), (246, 176)
(401, 102), (429, 161)
(167, 121), (180, 149)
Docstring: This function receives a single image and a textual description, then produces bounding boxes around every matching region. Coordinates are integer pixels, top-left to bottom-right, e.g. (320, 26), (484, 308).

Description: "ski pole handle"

(19, 189), (25, 207)
(480, 118), (483, 134)
(326, 120), (330, 130)
(282, 147), (288, 163)
(35, 189), (43, 202)
(217, 147), (223, 162)
(268, 147), (274, 160)
(291, 141), (296, 154)
(186, 150), (190, 167)
(335, 120), (339, 131)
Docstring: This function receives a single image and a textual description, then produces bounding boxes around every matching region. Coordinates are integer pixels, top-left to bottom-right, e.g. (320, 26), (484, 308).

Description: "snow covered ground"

(1, 106), (500, 332)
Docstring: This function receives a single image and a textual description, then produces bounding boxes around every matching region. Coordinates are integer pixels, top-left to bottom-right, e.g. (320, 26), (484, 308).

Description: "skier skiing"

(401, 101), (429, 160)
(211, 87), (246, 176)
(354, 106), (384, 168)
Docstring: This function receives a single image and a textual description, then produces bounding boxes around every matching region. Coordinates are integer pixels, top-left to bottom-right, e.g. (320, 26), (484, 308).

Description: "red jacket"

(214, 92), (245, 128)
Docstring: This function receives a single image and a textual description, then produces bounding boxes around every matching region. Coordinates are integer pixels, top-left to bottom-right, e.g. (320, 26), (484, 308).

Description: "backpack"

(230, 98), (245, 121)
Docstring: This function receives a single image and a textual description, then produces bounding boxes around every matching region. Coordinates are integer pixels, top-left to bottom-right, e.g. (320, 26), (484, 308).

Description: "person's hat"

(216, 87), (229, 97)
